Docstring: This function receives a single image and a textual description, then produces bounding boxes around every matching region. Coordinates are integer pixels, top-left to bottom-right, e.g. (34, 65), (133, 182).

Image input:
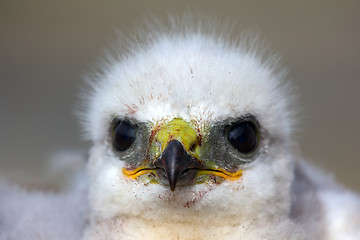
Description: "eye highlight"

(113, 121), (136, 151)
(227, 120), (259, 154)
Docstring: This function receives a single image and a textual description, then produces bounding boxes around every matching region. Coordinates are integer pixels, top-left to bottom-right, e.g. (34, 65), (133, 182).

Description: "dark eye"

(113, 121), (136, 151)
(228, 121), (258, 154)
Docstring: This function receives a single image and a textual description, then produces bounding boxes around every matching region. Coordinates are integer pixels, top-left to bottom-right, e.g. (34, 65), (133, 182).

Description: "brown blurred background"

(0, 0), (359, 192)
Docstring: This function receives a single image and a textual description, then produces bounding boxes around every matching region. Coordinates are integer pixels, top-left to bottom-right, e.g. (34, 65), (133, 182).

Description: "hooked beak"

(154, 140), (201, 191)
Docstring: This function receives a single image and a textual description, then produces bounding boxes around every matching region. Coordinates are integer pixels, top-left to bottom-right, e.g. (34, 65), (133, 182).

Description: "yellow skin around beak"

(156, 118), (199, 157)
(122, 118), (243, 185)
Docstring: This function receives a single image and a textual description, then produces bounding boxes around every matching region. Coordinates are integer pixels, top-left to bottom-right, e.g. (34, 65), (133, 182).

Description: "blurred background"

(0, 0), (359, 192)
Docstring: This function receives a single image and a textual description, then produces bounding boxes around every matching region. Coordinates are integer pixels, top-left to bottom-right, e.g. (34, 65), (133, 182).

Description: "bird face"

(85, 35), (294, 223)
(117, 117), (255, 191)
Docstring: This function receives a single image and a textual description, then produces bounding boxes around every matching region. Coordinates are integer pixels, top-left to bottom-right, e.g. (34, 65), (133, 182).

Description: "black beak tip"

(156, 140), (199, 192)
(168, 171), (178, 191)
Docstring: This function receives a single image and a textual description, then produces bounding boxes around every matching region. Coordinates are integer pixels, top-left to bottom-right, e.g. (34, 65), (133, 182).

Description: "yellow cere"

(156, 118), (199, 157)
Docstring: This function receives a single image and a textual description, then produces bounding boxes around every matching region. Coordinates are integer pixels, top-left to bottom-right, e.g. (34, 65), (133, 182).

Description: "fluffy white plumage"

(1, 19), (360, 240)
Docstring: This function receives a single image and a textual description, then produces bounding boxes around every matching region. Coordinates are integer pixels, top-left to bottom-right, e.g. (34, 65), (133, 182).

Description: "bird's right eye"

(113, 121), (136, 151)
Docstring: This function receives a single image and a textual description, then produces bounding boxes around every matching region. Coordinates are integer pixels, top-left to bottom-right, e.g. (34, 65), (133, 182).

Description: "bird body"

(1, 19), (360, 240)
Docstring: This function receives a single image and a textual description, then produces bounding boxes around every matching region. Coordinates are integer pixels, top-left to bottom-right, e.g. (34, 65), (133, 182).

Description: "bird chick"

(1, 19), (359, 240)
(81, 20), (360, 240)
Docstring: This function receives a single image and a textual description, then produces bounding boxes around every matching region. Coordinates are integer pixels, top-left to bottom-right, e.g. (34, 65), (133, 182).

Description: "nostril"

(190, 143), (197, 152)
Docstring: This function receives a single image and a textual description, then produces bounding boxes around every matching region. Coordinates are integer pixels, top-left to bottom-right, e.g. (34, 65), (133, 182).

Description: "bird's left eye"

(227, 120), (259, 154)
(113, 121), (136, 151)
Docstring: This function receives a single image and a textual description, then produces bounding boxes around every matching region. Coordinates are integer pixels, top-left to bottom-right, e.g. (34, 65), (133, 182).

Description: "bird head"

(83, 29), (295, 224)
